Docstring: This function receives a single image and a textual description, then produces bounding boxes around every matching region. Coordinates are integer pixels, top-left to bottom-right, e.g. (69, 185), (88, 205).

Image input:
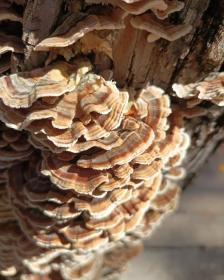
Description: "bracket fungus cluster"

(0, 57), (190, 278)
(173, 72), (224, 107)
(33, 0), (192, 85)
(2, 0), (223, 279)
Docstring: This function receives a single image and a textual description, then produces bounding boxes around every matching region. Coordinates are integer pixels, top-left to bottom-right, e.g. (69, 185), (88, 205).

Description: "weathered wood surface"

(113, 0), (224, 186)
(22, 0), (63, 69)
(19, 0), (224, 185)
(115, 0), (224, 89)
(0, 0), (224, 280)
(123, 146), (224, 280)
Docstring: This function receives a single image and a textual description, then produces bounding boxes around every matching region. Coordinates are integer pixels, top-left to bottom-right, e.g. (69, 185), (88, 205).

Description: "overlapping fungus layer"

(33, 0), (192, 85)
(0, 58), (190, 279)
(0, 0), (193, 279)
(173, 72), (224, 106)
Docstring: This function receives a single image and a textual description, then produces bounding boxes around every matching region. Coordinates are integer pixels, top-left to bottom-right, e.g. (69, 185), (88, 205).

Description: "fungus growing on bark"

(34, 8), (127, 51)
(173, 72), (224, 106)
(130, 13), (192, 42)
(34, 0), (191, 71)
(0, 55), (190, 277)
(2, 0), (216, 279)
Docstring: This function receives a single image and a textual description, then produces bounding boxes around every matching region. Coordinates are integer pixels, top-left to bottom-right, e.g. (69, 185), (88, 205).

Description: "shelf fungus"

(0, 55), (191, 279)
(34, 8), (127, 51)
(173, 72), (224, 106)
(0, 0), (196, 278)
(33, 0), (191, 79)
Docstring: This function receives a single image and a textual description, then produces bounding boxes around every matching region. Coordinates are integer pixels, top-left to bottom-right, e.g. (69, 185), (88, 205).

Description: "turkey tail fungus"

(0, 0), (224, 279)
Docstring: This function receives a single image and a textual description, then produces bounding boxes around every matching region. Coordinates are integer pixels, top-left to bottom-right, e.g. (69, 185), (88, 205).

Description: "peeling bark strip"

(122, 0), (224, 89)
(22, 0), (63, 69)
(113, 0), (224, 185)
(23, 0), (63, 46)
(0, 0), (224, 279)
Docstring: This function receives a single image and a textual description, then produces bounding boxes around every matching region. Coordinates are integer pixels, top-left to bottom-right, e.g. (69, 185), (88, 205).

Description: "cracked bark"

(0, 0), (224, 279)
(113, 0), (224, 187)
(22, 0), (63, 69)
(21, 0), (224, 182)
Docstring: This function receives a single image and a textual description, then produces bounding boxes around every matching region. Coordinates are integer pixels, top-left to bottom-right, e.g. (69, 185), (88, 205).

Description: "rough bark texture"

(0, 0), (224, 279)
(114, 0), (224, 186)
(20, 0), (224, 185)
(22, 0), (63, 69)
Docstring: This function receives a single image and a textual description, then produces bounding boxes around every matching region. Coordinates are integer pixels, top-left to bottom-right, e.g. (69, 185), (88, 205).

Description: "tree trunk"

(19, 0), (224, 186)
(0, 0), (224, 279)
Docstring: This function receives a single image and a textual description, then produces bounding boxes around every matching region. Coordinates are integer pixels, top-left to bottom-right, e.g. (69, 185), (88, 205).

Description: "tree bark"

(1, 0), (224, 279)
(118, 0), (224, 187)
(22, 0), (63, 69)
(19, 0), (224, 186)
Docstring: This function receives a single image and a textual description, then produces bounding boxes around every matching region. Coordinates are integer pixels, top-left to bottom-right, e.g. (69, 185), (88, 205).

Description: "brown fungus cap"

(0, 59), (189, 257)
(0, 0), (193, 272)
(173, 72), (224, 106)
